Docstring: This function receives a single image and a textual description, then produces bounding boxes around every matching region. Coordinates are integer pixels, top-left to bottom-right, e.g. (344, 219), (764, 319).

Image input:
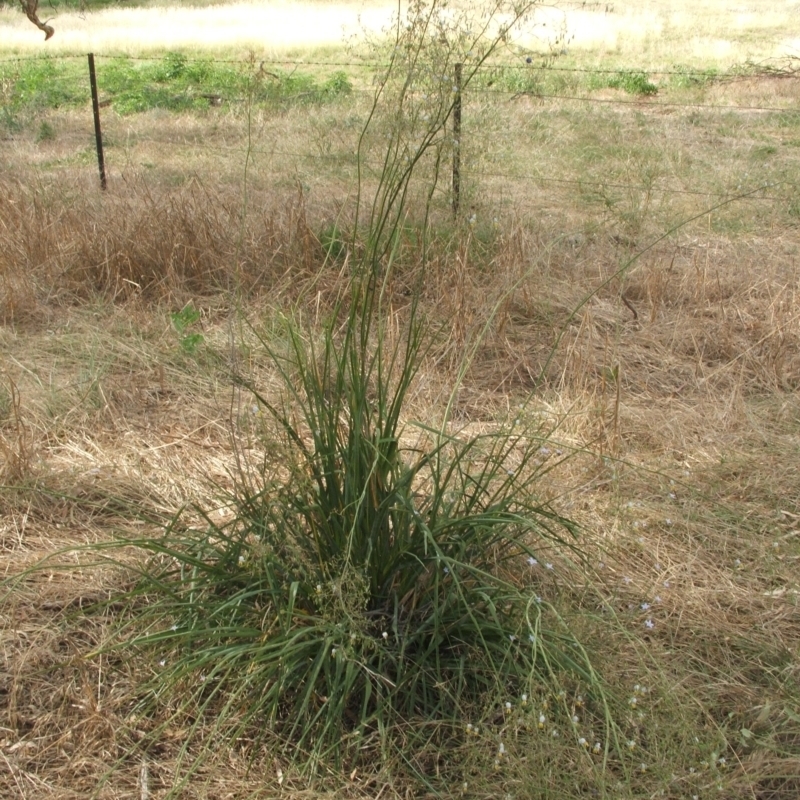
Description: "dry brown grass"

(2, 42), (800, 800)
(1, 0), (797, 65)
(2, 172), (798, 795)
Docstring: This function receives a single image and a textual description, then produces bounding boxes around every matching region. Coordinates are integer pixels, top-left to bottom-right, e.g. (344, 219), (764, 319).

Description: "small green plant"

(36, 120), (55, 142)
(170, 304), (204, 354)
(319, 223), (347, 261)
(589, 70), (658, 96)
(669, 64), (719, 89)
(155, 52), (188, 82)
(322, 70), (352, 97)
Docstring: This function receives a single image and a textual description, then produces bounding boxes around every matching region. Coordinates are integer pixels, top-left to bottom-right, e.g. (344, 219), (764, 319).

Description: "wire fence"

(4, 51), (798, 77)
(2, 52), (799, 234)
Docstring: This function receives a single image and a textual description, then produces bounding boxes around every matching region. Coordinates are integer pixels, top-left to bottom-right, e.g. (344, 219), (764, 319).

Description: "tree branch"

(19, 0), (55, 40)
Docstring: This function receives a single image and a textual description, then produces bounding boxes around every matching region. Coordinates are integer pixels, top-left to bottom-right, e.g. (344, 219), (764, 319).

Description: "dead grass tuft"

(0, 176), (329, 311)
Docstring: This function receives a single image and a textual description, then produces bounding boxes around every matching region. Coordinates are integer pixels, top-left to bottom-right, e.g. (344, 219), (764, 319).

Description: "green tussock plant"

(56, 0), (613, 787)
(589, 70), (659, 96)
(319, 223), (348, 261)
(118, 278), (595, 771)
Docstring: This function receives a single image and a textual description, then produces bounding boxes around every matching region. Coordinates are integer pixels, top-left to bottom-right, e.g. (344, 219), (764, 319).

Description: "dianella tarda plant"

(105, 0), (605, 778)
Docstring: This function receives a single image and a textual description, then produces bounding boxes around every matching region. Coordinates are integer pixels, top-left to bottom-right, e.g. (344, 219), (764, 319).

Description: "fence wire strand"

(2, 52), (797, 211)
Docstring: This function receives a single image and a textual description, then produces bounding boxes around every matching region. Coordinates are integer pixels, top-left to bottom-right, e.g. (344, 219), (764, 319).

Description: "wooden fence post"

(88, 53), (107, 190)
(452, 62), (462, 217)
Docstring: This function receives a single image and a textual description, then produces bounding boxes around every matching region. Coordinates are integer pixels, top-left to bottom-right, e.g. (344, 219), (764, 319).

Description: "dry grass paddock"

(2, 2), (800, 798)
(0, 0), (798, 64)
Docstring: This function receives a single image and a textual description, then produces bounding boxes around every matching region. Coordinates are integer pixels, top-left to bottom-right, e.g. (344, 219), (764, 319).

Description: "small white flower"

(498, 742), (505, 755)
(545, 562), (554, 570)
(623, 576), (632, 585)
(382, 631), (389, 640)
(571, 715), (579, 725)
(645, 619), (655, 629)
(641, 602), (651, 611)
(509, 635), (516, 642)
(527, 556), (538, 567)
(158, 659), (166, 667)
(550, 728), (559, 738)
(170, 624), (178, 631)
(627, 740), (636, 750)
(538, 714), (546, 728)
(593, 741), (602, 754)
(654, 595), (663, 603)
(521, 694), (528, 705)
(578, 737), (587, 747)
(528, 634), (536, 643)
